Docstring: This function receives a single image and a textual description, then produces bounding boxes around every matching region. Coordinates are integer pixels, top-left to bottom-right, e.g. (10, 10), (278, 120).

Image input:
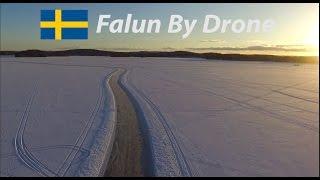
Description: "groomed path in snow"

(1, 56), (319, 176)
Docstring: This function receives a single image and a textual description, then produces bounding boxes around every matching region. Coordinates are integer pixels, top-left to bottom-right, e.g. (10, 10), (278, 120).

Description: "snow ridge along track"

(75, 69), (118, 177)
(119, 69), (195, 177)
(56, 79), (104, 176)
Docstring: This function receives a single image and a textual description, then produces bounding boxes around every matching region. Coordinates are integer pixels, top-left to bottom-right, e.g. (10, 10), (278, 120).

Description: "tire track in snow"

(14, 81), (58, 177)
(141, 70), (318, 132)
(123, 69), (194, 176)
(2, 145), (89, 161)
(2, 145), (89, 177)
(272, 90), (319, 104)
(141, 68), (318, 114)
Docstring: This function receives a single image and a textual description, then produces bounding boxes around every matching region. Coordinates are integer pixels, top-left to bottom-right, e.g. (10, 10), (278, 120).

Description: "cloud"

(108, 47), (147, 51)
(162, 47), (176, 50)
(186, 45), (308, 52)
(200, 39), (226, 43)
(275, 44), (305, 48)
(246, 40), (266, 45)
(247, 46), (307, 51)
(53, 46), (82, 50)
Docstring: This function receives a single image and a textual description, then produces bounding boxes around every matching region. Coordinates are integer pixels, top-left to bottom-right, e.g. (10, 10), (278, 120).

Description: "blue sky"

(1, 3), (319, 55)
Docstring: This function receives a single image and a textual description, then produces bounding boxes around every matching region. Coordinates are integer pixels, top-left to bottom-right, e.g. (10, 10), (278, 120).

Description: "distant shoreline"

(0, 49), (318, 64)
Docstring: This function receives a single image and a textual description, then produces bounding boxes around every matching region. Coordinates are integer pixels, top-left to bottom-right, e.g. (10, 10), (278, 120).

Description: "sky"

(0, 3), (319, 56)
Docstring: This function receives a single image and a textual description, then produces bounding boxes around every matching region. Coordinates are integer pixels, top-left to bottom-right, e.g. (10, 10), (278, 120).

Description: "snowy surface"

(0, 57), (116, 176)
(120, 58), (319, 176)
(1, 57), (319, 176)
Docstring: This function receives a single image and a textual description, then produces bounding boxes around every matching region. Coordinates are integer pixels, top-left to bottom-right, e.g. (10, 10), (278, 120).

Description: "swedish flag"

(40, 9), (88, 40)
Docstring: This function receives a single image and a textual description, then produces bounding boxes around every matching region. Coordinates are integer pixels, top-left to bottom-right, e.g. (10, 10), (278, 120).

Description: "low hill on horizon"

(0, 49), (318, 64)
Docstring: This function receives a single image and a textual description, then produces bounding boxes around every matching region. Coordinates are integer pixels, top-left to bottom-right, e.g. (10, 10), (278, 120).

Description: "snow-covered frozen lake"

(1, 57), (319, 176)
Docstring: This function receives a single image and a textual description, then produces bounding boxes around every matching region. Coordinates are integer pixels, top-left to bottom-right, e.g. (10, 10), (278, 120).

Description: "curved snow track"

(15, 81), (58, 176)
